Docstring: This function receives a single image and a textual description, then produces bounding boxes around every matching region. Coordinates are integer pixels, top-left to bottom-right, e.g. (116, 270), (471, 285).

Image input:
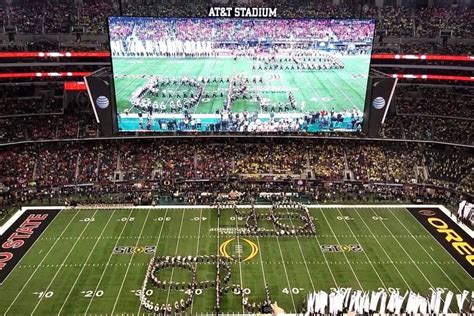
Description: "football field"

(0, 205), (472, 315)
(113, 56), (370, 132)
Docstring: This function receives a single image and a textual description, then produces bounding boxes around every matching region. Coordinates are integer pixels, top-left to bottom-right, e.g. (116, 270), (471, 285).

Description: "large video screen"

(109, 17), (375, 133)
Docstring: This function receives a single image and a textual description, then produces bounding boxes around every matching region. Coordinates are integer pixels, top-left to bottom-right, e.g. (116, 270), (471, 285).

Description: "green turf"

(0, 206), (471, 315)
(112, 56), (370, 116)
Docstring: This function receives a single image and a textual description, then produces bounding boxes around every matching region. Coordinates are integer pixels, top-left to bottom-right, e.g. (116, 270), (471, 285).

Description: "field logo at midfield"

(0, 209), (60, 284)
(219, 238), (258, 262)
(408, 207), (473, 277)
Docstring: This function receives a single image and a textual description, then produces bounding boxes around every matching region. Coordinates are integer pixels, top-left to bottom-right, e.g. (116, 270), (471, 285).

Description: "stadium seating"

(0, 0), (471, 217)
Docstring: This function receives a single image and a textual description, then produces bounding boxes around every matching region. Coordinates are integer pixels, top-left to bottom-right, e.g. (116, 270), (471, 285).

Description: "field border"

(3, 205), (471, 238)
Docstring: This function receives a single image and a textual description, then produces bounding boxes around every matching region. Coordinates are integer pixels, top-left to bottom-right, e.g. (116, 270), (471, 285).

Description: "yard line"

(233, 213), (246, 314)
(190, 208), (204, 315)
(216, 209), (221, 259)
(317, 207), (364, 290)
(31, 209), (100, 315)
(111, 208), (152, 314)
(323, 70), (360, 109)
(195, 208), (204, 257)
(255, 236), (268, 286)
(58, 210), (117, 315)
(305, 214), (338, 288)
(4, 210), (79, 316)
(135, 209), (169, 315)
(354, 208), (412, 290)
(335, 207), (387, 289)
(283, 207), (315, 292)
(253, 211), (268, 288)
(84, 209), (135, 315)
(269, 212), (297, 312)
(367, 208), (436, 289)
(390, 208), (462, 293)
(164, 209), (186, 306)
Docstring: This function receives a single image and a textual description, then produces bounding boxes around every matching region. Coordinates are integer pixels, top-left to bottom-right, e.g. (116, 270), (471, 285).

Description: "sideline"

(8, 204), (472, 238)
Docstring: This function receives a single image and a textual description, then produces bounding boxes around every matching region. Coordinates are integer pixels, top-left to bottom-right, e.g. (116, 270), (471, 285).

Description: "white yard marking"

(269, 215), (297, 312)
(284, 208), (315, 292)
(31, 209), (100, 315)
(255, 235), (268, 289)
(111, 208), (152, 314)
(308, 225), (339, 287)
(84, 209), (135, 315)
(165, 209), (186, 306)
(391, 208), (462, 293)
(135, 209), (169, 315)
(233, 214), (246, 314)
(354, 208), (412, 290)
(368, 208), (436, 290)
(58, 210), (117, 315)
(190, 208), (204, 315)
(4, 210), (78, 315)
(335, 207), (387, 289)
(318, 207), (364, 290)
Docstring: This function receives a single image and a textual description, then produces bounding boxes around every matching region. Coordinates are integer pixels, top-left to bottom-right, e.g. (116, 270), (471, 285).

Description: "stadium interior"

(0, 0), (473, 315)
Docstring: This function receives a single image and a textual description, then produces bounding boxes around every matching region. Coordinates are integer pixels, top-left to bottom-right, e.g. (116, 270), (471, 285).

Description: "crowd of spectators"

(381, 114), (473, 145)
(346, 144), (421, 183)
(0, 1), (473, 39)
(0, 84), (63, 116)
(0, 140), (470, 218)
(0, 103), (471, 145)
(414, 7), (474, 38)
(0, 139), (470, 192)
(0, 1), (472, 220)
(425, 148), (473, 183)
(0, 109), (97, 143)
(0, 98), (63, 117)
(0, 1), (471, 56)
(109, 17), (374, 43)
(396, 85), (474, 118)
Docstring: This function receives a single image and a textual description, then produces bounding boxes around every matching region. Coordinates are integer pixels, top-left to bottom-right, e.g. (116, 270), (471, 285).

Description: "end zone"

(0, 208), (62, 284)
(407, 207), (474, 278)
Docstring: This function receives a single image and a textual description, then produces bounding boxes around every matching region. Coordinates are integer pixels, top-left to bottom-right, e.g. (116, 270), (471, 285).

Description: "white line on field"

(16, 259), (457, 269)
(369, 208), (436, 290)
(392, 208), (462, 293)
(255, 235), (268, 288)
(306, 210), (338, 288)
(58, 210), (117, 314)
(165, 209), (186, 306)
(111, 208), (152, 314)
(355, 208), (412, 290)
(135, 208), (169, 315)
(3, 210), (78, 315)
(233, 213), (246, 314)
(31, 209), (101, 315)
(317, 206), (364, 290)
(83, 209), (135, 315)
(37, 233), (432, 240)
(284, 208), (315, 292)
(335, 207), (387, 290)
(190, 208), (204, 315)
(269, 214), (297, 312)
